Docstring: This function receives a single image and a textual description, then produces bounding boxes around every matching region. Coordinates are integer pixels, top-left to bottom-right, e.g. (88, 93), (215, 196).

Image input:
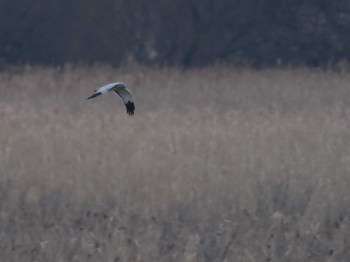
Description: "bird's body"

(87, 82), (135, 115)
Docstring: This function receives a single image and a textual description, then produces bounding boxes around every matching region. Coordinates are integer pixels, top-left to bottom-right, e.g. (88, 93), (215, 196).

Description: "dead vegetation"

(1, 65), (350, 261)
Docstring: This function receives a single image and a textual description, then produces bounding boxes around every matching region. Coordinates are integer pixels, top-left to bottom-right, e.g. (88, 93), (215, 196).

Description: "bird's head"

(114, 82), (126, 88)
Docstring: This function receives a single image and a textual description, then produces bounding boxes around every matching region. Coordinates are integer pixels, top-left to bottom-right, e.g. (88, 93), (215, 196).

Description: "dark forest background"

(1, 0), (350, 68)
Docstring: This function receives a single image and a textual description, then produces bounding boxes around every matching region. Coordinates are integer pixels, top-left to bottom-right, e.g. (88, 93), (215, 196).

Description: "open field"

(1, 65), (350, 261)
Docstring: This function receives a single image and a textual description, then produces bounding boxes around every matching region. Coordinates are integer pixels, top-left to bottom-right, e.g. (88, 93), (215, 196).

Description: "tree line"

(1, 0), (350, 67)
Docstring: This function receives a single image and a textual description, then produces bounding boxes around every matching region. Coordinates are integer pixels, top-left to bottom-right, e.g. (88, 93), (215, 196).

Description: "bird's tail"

(87, 92), (102, 100)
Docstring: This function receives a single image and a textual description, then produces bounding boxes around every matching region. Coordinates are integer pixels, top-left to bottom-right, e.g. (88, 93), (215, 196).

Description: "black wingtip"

(87, 92), (102, 100)
(125, 101), (135, 116)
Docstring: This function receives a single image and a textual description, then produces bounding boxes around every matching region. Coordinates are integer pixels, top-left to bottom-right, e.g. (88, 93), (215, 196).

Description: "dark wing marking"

(125, 101), (135, 116)
(87, 92), (102, 100)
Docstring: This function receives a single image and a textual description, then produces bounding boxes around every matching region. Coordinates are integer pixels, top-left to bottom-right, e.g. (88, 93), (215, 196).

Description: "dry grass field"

(1, 65), (350, 261)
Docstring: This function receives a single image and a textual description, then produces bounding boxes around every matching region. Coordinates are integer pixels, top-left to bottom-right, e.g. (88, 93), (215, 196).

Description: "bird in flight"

(87, 82), (135, 116)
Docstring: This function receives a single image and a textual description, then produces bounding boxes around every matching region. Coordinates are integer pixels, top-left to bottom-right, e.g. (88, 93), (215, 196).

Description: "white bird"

(87, 82), (135, 116)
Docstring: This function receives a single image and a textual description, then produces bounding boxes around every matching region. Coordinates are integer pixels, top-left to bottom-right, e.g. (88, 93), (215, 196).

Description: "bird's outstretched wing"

(87, 84), (111, 99)
(114, 88), (135, 116)
(87, 92), (102, 100)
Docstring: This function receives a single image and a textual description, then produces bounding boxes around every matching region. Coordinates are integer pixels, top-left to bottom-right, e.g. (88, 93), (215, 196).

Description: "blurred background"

(2, 1), (350, 261)
(2, 0), (350, 68)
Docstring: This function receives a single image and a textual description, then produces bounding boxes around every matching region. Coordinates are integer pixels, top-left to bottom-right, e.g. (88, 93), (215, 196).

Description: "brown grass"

(1, 65), (350, 261)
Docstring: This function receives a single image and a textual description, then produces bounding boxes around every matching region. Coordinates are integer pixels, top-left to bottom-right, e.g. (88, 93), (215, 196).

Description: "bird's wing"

(87, 84), (113, 99)
(114, 87), (135, 116)
(96, 84), (114, 94)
